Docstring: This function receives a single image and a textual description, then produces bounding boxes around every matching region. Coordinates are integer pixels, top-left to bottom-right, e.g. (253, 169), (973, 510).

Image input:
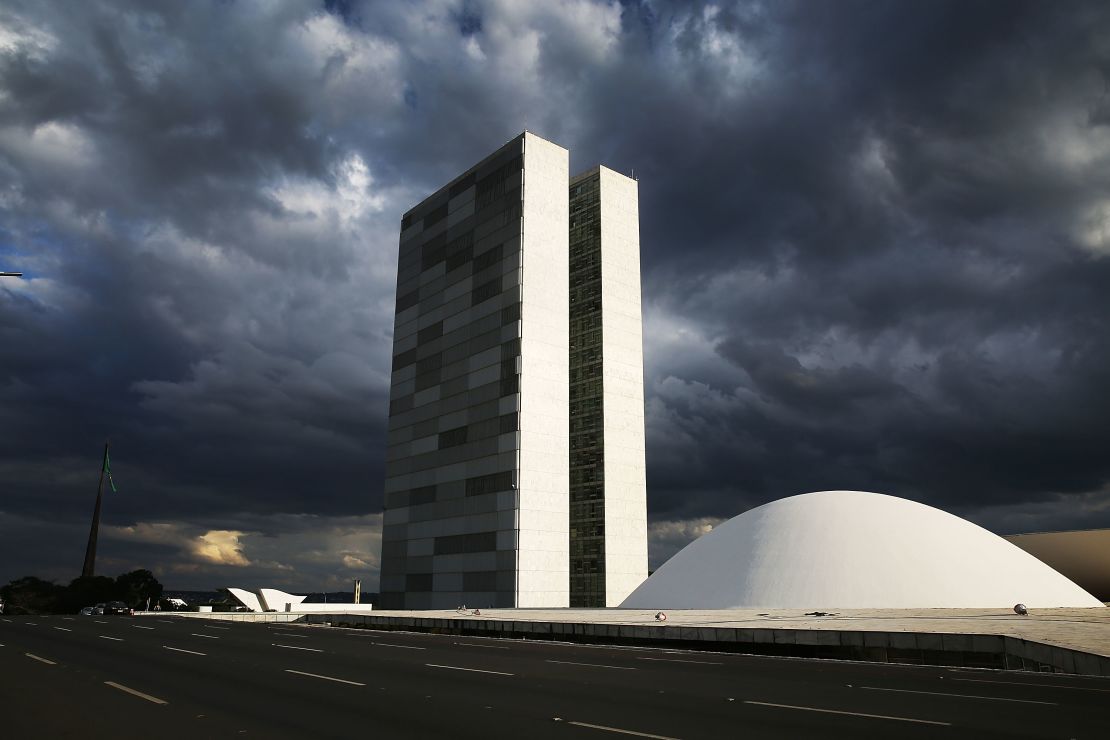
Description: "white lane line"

(950, 677), (1110, 693)
(271, 632), (307, 638)
(1, 618), (12, 623)
(190, 633), (220, 639)
(163, 645), (206, 656)
(562, 720), (680, 739)
(62, 617), (75, 621)
(94, 620), (108, 624)
(203, 625), (231, 630)
(53, 627), (72, 632)
(105, 681), (168, 705)
(744, 701), (950, 726)
(157, 620), (175, 624)
(454, 642), (510, 649)
(272, 643), (323, 652)
(426, 663), (514, 676)
(25, 622), (38, 626)
(546, 659), (635, 671)
(860, 685), (1056, 705)
(25, 653), (56, 665)
(285, 669), (366, 686)
(371, 642), (426, 650)
(99, 635), (124, 642)
(132, 625), (155, 630)
(637, 657), (722, 665)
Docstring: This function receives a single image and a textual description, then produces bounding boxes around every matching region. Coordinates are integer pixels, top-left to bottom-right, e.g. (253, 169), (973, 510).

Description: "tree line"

(1, 570), (164, 614)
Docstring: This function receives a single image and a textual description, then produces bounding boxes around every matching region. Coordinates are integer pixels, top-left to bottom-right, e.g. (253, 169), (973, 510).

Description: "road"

(1, 614), (1108, 739)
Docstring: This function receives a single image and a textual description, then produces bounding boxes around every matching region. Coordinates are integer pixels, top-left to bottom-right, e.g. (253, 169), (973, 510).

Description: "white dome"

(622, 491), (1104, 609)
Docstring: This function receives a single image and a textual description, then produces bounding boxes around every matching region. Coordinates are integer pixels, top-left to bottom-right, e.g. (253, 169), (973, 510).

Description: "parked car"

(80, 605), (104, 615)
(103, 601), (129, 615)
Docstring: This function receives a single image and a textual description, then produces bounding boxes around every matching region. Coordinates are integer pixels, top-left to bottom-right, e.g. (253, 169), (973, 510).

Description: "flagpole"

(81, 441), (109, 578)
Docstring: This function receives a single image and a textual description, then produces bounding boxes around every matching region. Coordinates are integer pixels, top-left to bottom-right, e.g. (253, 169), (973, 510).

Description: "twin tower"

(379, 132), (647, 609)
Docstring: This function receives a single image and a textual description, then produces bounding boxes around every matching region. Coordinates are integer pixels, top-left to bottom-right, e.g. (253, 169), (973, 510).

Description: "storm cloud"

(1, 0), (1108, 590)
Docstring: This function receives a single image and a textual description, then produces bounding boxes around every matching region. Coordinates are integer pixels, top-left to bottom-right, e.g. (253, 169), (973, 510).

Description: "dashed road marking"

(25, 653), (56, 665)
(271, 632), (307, 638)
(53, 627), (72, 632)
(99, 635), (124, 642)
(950, 677), (1110, 693)
(203, 625), (231, 630)
(561, 720), (681, 739)
(426, 663), (513, 676)
(190, 633), (220, 639)
(859, 686), (1057, 705)
(272, 643), (323, 652)
(637, 657), (722, 665)
(133, 625), (155, 630)
(164, 645), (206, 656)
(94, 620), (108, 624)
(744, 700), (950, 726)
(105, 681), (168, 705)
(546, 659), (636, 671)
(455, 642), (510, 650)
(285, 669), (366, 686)
(371, 642), (425, 650)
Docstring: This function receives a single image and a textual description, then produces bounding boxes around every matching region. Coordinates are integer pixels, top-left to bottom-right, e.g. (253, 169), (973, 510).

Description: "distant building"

(379, 133), (647, 609)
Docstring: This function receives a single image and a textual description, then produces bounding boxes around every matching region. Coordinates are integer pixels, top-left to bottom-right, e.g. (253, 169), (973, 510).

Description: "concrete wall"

(598, 167), (648, 606)
(517, 132), (570, 607)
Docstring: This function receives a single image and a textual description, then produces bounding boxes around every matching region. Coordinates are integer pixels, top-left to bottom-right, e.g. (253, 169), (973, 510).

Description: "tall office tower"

(380, 133), (570, 609)
(568, 167), (648, 607)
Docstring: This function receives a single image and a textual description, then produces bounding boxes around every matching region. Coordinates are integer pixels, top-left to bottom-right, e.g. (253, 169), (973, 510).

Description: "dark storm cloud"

(1, 0), (1109, 587)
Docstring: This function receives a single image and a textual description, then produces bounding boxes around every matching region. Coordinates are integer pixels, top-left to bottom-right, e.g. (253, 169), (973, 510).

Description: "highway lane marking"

(546, 659), (636, 671)
(133, 625), (155, 630)
(105, 681), (168, 705)
(99, 635), (124, 641)
(164, 645), (207, 656)
(24, 622), (38, 626)
(203, 625), (231, 630)
(271, 632), (308, 638)
(860, 685), (1057, 705)
(455, 642), (509, 649)
(560, 720), (680, 739)
(94, 620), (108, 624)
(371, 642), (426, 650)
(157, 620), (175, 624)
(950, 677), (1110, 693)
(272, 643), (324, 652)
(61, 617), (75, 621)
(285, 669), (366, 686)
(53, 627), (72, 632)
(1, 618), (11, 623)
(190, 633), (220, 639)
(426, 663), (514, 676)
(637, 657), (722, 665)
(744, 701), (950, 726)
(25, 653), (56, 665)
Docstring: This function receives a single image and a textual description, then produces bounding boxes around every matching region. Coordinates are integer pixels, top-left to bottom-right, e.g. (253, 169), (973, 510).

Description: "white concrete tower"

(568, 166), (648, 607)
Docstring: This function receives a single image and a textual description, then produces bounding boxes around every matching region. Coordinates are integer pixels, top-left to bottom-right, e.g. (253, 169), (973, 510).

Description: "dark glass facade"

(568, 172), (606, 607)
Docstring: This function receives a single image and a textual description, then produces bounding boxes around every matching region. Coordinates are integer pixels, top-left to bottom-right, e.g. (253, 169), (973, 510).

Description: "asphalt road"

(1, 614), (1108, 739)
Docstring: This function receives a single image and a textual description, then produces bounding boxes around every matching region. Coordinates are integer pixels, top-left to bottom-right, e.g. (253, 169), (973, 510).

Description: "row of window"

(437, 412), (519, 450)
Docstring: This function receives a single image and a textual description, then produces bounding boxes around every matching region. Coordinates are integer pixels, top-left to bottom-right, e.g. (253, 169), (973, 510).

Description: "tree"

(115, 569), (162, 609)
(62, 576), (117, 613)
(0, 577), (65, 615)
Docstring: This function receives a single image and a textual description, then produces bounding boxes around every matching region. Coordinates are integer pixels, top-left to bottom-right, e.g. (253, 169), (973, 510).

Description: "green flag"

(104, 452), (117, 493)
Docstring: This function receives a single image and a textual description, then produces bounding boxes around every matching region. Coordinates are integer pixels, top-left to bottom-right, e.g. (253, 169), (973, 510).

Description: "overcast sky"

(2, 0), (1109, 593)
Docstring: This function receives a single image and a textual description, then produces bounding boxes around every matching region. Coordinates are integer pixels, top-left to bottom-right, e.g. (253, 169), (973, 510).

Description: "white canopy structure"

(621, 491), (1104, 609)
